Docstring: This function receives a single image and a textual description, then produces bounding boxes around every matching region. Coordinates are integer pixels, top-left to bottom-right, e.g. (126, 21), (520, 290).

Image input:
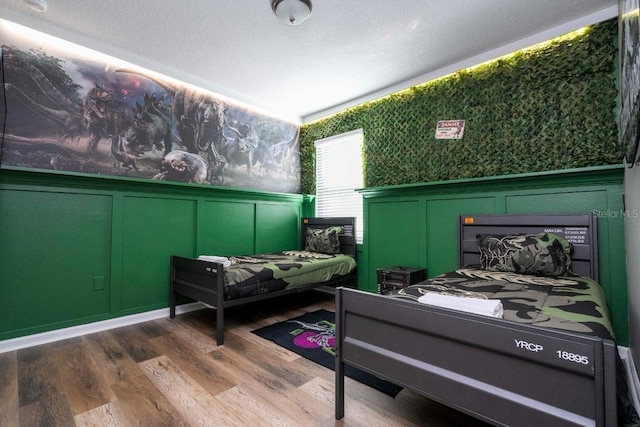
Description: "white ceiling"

(0, 0), (618, 123)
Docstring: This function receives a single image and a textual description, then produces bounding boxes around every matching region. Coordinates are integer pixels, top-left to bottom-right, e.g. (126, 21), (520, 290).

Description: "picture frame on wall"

(619, 0), (640, 167)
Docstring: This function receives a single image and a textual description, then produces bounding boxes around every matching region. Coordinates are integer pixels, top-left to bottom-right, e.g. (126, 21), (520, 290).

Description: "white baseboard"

(619, 345), (640, 414)
(0, 302), (206, 354)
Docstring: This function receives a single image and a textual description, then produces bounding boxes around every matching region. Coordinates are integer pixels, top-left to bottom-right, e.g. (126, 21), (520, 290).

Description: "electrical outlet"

(94, 276), (105, 291)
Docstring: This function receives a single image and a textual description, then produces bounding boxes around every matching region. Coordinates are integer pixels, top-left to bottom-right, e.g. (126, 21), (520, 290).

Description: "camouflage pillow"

(477, 232), (572, 277)
(304, 226), (342, 254)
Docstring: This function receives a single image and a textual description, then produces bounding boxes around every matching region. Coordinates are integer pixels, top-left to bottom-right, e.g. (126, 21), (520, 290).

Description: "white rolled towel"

(197, 255), (231, 267)
(417, 293), (503, 318)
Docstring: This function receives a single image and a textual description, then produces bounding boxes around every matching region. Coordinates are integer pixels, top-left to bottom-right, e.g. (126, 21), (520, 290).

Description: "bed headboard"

(459, 213), (598, 281)
(301, 217), (356, 258)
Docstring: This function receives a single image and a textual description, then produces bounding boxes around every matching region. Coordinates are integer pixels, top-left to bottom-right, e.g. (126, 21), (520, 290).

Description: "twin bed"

(335, 213), (635, 426)
(170, 217), (357, 345)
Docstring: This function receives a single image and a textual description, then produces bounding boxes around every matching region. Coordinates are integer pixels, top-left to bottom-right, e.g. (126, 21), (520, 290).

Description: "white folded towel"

(417, 293), (503, 318)
(197, 255), (231, 267)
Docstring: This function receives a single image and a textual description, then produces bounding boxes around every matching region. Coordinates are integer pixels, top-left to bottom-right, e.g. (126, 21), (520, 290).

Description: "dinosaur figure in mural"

(82, 83), (134, 157)
(116, 68), (227, 184)
(152, 150), (208, 184)
(220, 122), (255, 175)
(2, 46), (86, 144)
(271, 127), (300, 177)
(125, 93), (173, 156)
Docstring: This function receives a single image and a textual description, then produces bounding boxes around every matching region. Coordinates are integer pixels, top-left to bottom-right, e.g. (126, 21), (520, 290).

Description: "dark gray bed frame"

(170, 217), (356, 346)
(336, 213), (618, 426)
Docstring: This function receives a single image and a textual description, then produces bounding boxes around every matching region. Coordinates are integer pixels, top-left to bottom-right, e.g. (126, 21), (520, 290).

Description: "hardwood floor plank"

(18, 391), (76, 427)
(0, 351), (19, 427)
(17, 344), (63, 406)
(206, 346), (289, 392)
(395, 388), (490, 426)
(157, 317), (219, 353)
(109, 324), (161, 363)
(215, 384), (301, 426)
(173, 308), (219, 337)
(150, 333), (236, 396)
(74, 401), (132, 427)
(82, 330), (140, 385)
(240, 373), (334, 426)
(225, 326), (301, 362)
(290, 350), (336, 383)
(300, 376), (418, 427)
(136, 319), (170, 339)
(53, 337), (114, 415)
(140, 355), (244, 426)
(110, 373), (188, 427)
(220, 331), (315, 387)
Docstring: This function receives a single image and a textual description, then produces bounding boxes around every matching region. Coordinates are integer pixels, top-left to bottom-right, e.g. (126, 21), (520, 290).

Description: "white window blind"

(315, 129), (364, 243)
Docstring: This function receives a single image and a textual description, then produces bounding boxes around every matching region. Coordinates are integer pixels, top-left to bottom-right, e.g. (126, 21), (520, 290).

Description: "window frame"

(314, 129), (364, 244)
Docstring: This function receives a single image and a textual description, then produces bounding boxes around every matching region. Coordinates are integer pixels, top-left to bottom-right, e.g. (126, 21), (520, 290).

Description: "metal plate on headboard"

(459, 213), (598, 280)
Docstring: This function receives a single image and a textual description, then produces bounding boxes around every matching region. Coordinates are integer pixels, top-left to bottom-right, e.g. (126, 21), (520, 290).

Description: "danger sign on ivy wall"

(435, 120), (465, 139)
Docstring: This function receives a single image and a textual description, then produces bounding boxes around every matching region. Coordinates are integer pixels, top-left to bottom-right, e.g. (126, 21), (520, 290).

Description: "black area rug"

(252, 309), (402, 397)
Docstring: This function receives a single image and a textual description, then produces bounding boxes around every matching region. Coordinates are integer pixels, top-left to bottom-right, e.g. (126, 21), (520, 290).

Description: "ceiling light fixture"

(271, 0), (312, 26)
(24, 0), (48, 12)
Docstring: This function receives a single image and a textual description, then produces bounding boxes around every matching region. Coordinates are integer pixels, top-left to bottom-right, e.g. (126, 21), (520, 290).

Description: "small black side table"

(376, 266), (426, 294)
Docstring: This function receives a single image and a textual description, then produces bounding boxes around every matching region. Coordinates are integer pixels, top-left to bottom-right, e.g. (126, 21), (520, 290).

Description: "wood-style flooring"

(0, 291), (488, 426)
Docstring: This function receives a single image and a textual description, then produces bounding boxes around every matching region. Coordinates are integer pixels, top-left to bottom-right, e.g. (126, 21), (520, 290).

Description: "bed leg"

(336, 359), (345, 419)
(335, 288), (345, 420)
(216, 265), (225, 346)
(169, 256), (176, 319)
(216, 306), (224, 346)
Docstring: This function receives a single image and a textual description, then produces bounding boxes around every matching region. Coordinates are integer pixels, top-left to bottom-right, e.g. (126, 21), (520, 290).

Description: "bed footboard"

(335, 287), (617, 426)
(170, 255), (226, 344)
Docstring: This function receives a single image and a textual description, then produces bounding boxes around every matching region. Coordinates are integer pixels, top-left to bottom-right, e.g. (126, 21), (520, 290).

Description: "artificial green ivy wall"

(300, 19), (621, 194)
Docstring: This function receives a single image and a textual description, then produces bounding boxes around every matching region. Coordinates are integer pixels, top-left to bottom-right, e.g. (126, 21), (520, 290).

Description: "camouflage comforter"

(223, 251), (357, 300)
(389, 267), (614, 340)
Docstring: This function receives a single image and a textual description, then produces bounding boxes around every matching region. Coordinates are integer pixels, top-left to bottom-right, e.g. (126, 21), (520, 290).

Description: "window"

(315, 129), (364, 243)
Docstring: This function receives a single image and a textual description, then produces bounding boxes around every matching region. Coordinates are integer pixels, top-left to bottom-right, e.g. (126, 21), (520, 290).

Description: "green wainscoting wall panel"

(0, 167), (306, 341)
(358, 165), (630, 345)
(367, 200), (422, 281)
(120, 196), (197, 312)
(425, 197), (497, 276)
(0, 188), (112, 337)
(201, 201), (256, 256)
(255, 203), (301, 253)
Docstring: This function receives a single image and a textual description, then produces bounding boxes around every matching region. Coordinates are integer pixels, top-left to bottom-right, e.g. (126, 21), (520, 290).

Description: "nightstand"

(376, 266), (426, 294)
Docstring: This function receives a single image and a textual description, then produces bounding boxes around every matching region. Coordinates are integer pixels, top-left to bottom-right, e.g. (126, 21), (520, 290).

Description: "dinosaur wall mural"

(0, 29), (301, 194)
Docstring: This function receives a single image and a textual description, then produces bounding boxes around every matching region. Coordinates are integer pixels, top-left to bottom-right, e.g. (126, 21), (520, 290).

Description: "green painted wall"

(0, 167), (306, 341)
(359, 165), (629, 345)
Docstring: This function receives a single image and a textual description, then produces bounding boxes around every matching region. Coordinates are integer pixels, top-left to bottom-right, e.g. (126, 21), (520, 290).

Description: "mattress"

(389, 267), (614, 340)
(223, 250), (357, 300)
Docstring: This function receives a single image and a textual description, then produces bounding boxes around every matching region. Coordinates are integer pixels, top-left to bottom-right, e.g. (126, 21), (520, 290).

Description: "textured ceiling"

(0, 0), (618, 123)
